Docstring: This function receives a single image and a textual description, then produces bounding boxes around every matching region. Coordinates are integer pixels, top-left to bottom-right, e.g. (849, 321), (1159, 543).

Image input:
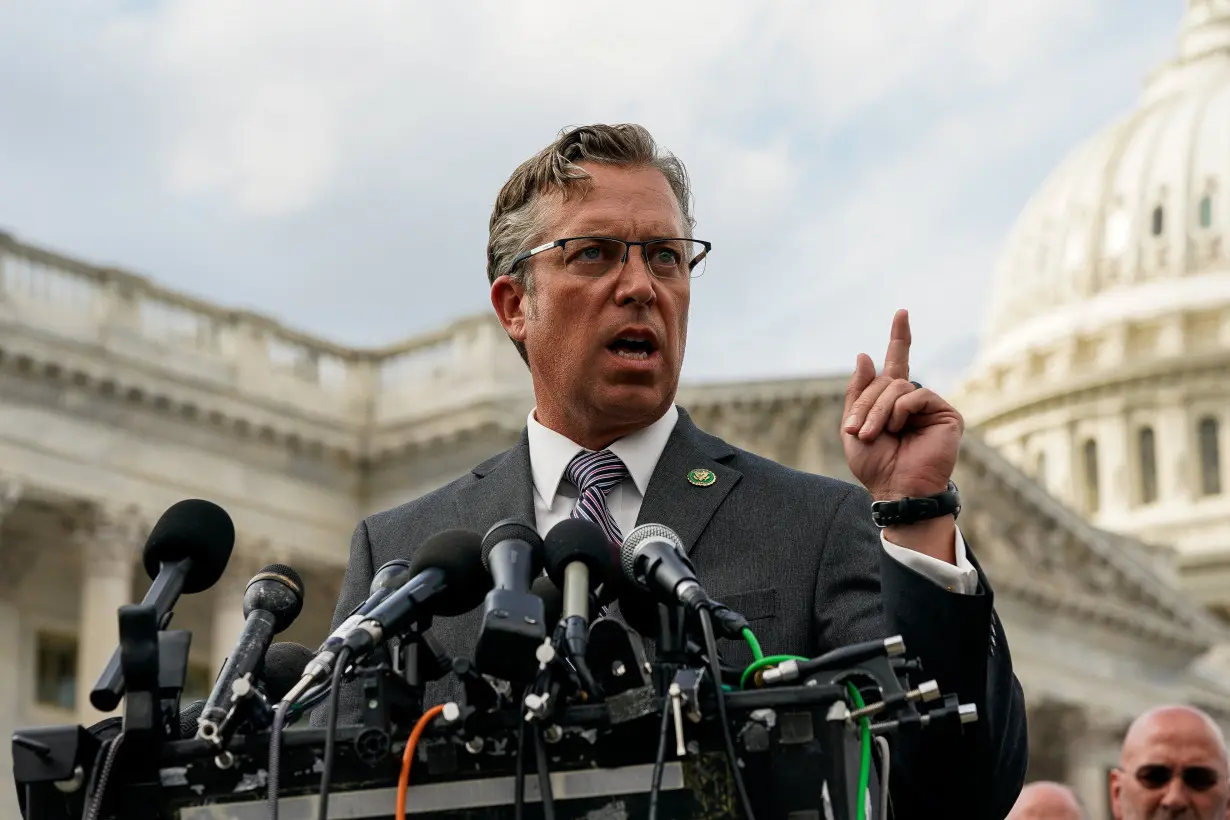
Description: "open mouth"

(607, 336), (659, 361)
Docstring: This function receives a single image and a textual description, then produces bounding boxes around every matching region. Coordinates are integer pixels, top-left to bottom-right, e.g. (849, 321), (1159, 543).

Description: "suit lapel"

(637, 409), (741, 556)
(454, 429), (537, 531)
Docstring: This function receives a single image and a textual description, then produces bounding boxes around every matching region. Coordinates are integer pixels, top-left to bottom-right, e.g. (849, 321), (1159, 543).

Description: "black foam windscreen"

(262, 642), (315, 702)
(141, 499), (236, 594)
(542, 519), (612, 590)
(530, 575), (564, 632)
(410, 529), (491, 616)
(480, 518), (543, 574)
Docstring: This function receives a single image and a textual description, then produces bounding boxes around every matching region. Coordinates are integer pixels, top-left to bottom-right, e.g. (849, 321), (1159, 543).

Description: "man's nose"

(1157, 775), (1191, 809)
(614, 248), (656, 305)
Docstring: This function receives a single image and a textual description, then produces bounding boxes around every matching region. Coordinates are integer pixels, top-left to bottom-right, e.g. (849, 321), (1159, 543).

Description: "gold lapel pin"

(687, 468), (716, 487)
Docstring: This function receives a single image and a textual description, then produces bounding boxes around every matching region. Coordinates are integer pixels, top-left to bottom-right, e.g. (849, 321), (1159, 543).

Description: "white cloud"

(0, 0), (1182, 388)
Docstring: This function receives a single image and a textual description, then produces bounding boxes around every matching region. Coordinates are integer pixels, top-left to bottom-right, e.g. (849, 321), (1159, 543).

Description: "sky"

(0, 0), (1179, 390)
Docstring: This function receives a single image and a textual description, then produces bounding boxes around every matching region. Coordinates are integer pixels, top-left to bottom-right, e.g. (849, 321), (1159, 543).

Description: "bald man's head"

(1008, 781), (1085, 819)
(1112, 704), (1230, 820)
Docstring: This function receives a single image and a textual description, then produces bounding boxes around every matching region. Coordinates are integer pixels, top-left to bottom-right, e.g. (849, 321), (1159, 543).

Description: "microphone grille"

(250, 564), (305, 597)
(480, 518), (541, 571)
(619, 523), (684, 585)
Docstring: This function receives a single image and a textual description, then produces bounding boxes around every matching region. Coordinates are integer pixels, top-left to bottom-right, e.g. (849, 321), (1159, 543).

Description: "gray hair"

(486, 123), (695, 365)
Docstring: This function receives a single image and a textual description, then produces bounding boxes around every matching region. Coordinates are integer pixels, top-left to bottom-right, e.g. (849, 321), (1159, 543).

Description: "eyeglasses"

(1130, 764), (1221, 792)
(508, 236), (711, 280)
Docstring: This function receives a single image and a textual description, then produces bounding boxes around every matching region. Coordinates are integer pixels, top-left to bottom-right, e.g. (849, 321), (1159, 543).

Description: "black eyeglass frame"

(507, 236), (712, 278)
(1117, 764), (1222, 792)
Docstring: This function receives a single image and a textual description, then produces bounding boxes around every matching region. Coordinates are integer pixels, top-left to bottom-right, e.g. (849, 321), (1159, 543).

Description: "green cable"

(845, 682), (872, 820)
(739, 654), (808, 690)
(741, 627), (764, 661)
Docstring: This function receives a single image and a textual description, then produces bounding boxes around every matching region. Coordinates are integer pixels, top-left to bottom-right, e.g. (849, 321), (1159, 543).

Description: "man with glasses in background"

(1112, 705), (1229, 819)
(327, 124), (1028, 817)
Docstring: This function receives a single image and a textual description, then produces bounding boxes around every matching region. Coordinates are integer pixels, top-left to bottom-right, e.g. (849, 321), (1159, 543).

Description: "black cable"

(514, 696), (527, 820)
(267, 701), (290, 820)
(317, 645), (352, 820)
(82, 734), (123, 820)
(532, 724), (557, 820)
(699, 608), (757, 820)
(647, 693), (673, 820)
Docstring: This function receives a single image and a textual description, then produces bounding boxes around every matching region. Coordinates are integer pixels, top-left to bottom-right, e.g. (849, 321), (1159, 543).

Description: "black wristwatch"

(870, 481), (961, 528)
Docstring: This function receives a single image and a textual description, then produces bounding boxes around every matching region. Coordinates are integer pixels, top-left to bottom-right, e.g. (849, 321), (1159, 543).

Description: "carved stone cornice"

(75, 504), (145, 578)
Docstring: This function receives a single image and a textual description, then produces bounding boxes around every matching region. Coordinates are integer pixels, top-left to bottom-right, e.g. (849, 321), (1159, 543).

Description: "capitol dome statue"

(959, 0), (1230, 616)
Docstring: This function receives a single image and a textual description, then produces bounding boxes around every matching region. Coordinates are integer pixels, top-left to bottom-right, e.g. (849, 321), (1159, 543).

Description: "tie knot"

(566, 449), (629, 494)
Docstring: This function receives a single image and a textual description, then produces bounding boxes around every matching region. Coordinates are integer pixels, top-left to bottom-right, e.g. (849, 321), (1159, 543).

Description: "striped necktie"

(566, 449), (630, 550)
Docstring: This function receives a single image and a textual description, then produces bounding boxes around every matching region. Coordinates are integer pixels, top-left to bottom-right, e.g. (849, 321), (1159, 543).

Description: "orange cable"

(395, 704), (446, 818)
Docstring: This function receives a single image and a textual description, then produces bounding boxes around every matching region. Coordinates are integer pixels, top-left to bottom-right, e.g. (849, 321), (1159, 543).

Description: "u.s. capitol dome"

(959, 0), (1230, 614)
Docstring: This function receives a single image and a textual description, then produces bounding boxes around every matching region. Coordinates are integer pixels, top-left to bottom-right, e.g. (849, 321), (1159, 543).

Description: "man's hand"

(842, 309), (964, 560)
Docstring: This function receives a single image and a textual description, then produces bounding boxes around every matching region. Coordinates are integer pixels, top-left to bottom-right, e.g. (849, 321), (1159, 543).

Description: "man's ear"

(490, 274), (528, 344)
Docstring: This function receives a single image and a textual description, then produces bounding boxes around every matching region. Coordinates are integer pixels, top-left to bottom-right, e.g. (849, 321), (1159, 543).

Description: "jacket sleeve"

(815, 486), (1028, 819)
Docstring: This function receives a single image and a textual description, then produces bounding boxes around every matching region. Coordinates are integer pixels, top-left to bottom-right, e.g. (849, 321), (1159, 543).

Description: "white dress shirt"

(526, 405), (978, 594)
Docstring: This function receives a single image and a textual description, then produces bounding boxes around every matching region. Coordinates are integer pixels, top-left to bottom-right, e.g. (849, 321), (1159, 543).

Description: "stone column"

(0, 477), (27, 820)
(1067, 707), (1129, 820)
(74, 506), (143, 726)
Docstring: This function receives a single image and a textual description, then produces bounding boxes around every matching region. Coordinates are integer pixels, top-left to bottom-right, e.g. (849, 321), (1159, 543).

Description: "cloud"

(0, 0), (1182, 389)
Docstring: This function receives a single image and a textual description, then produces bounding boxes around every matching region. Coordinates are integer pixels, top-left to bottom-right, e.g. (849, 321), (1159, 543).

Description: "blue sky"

(0, 0), (1178, 390)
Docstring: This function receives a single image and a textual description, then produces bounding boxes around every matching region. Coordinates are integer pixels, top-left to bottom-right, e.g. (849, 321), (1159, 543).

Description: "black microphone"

(619, 523), (709, 608)
(197, 564), (305, 744)
(544, 519), (611, 666)
(474, 520), (547, 683)
(338, 529), (489, 662)
(90, 499), (236, 712)
(295, 559), (415, 696)
(262, 642), (315, 702)
(177, 642), (312, 737)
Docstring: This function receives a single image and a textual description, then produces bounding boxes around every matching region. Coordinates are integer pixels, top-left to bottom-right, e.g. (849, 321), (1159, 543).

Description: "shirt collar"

(527, 404), (681, 506)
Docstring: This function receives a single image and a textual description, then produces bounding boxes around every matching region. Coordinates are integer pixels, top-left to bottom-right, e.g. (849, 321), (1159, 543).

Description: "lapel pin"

(687, 468), (716, 487)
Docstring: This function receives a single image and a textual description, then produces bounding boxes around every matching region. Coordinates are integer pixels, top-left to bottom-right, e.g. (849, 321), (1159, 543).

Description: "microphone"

(300, 559), (415, 690)
(90, 499), (236, 712)
(262, 642), (315, 702)
(482, 519), (544, 592)
(342, 529), (488, 655)
(197, 564), (305, 744)
(543, 519), (611, 666)
(177, 642), (313, 737)
(474, 520), (547, 684)
(619, 523), (709, 609)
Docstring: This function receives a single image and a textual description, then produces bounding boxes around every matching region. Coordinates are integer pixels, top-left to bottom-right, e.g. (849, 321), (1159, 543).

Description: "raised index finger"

(882, 308), (912, 381)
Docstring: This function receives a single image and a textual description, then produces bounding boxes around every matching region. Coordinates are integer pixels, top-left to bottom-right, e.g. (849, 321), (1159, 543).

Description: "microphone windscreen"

(543, 519), (612, 590)
(531, 576), (564, 632)
(480, 518), (543, 575)
(410, 529), (491, 616)
(142, 499), (236, 594)
(262, 642), (315, 702)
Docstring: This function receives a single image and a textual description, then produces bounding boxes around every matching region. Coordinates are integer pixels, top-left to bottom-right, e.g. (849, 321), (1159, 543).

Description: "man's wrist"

(882, 515), (958, 563)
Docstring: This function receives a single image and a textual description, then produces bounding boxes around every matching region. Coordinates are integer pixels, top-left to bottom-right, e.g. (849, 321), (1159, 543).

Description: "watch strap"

(870, 481), (961, 528)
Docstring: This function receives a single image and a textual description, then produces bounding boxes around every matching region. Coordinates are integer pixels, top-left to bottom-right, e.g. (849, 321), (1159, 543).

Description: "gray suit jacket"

(324, 408), (1028, 818)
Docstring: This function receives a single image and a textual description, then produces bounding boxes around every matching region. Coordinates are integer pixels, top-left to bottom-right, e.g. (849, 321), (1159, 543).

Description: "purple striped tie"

(566, 449), (629, 550)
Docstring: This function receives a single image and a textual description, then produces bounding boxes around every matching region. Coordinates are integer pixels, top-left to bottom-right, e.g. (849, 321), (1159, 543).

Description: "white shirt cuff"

(880, 526), (978, 594)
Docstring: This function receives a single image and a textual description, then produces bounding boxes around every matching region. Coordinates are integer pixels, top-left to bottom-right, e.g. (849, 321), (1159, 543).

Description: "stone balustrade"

(0, 232), (528, 431)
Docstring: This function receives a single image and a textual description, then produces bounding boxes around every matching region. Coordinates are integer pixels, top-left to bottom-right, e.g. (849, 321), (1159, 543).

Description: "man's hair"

(486, 124), (695, 365)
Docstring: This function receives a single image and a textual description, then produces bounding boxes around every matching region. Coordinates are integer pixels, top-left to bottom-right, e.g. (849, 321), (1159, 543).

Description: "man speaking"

(327, 124), (1028, 817)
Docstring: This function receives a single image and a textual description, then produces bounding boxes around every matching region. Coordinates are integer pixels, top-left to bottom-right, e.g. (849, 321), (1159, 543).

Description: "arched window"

(1138, 427), (1158, 504)
(1200, 417), (1222, 496)
(1151, 205), (1164, 236)
(1035, 451), (1047, 485)
(1200, 195), (1214, 229)
(1083, 438), (1100, 513)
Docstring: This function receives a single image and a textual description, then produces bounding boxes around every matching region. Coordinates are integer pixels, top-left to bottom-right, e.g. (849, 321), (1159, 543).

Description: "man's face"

(1112, 710), (1230, 820)
(492, 162), (690, 445)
